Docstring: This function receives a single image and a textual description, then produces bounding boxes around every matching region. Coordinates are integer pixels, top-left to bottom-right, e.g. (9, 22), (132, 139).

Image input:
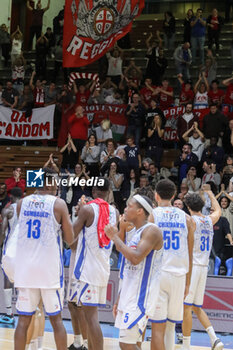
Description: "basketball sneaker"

(68, 344), (87, 350)
(0, 314), (15, 324)
(212, 338), (224, 350)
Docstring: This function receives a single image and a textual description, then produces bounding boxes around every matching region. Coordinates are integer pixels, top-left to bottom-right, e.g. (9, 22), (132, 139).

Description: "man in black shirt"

(212, 214), (233, 260)
(125, 93), (145, 147)
(2, 81), (19, 109)
(203, 104), (228, 144)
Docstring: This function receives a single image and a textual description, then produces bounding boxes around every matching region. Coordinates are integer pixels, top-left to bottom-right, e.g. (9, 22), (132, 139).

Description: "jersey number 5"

(26, 219), (41, 239)
(163, 230), (180, 250)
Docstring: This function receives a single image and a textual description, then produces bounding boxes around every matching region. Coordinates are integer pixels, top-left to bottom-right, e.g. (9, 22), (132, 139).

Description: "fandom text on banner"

(0, 105), (55, 140)
(63, 0), (145, 67)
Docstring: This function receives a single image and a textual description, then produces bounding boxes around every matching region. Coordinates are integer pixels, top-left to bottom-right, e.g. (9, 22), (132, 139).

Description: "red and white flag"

(63, 0), (144, 67)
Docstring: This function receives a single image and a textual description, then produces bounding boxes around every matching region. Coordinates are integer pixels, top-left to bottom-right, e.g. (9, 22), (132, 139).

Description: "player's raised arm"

(203, 187), (221, 225)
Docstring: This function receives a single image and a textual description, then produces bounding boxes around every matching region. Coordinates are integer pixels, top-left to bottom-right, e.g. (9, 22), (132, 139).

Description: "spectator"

(124, 59), (142, 87)
(212, 215), (233, 261)
(152, 48), (168, 85)
(140, 78), (158, 109)
(0, 82), (3, 105)
(35, 33), (48, 80)
(107, 161), (124, 212)
(87, 88), (105, 105)
(221, 155), (233, 190)
(10, 26), (23, 63)
(44, 82), (57, 106)
(201, 136), (225, 171)
(18, 84), (34, 114)
(105, 89), (123, 105)
(163, 11), (176, 50)
(29, 71), (45, 108)
(53, 39), (68, 83)
(174, 143), (199, 183)
(60, 134), (77, 174)
(81, 134), (100, 177)
(222, 75), (233, 110)
(216, 191), (233, 236)
(146, 114), (164, 168)
(173, 42), (192, 80)
(125, 93), (145, 147)
(203, 104), (228, 143)
(177, 76), (194, 105)
(0, 184), (10, 215)
(44, 27), (55, 53)
(177, 182), (189, 200)
(68, 105), (90, 159)
(124, 136), (141, 170)
(0, 24), (11, 66)
(5, 167), (25, 195)
(208, 79), (225, 107)
(119, 75), (138, 104)
(158, 78), (174, 110)
(69, 165), (91, 211)
(128, 168), (140, 197)
(2, 81), (19, 109)
(106, 45), (123, 86)
(27, 0), (51, 50)
(200, 50), (217, 85)
(12, 54), (26, 94)
(193, 72), (209, 109)
(183, 9), (194, 43)
(95, 119), (113, 153)
(53, 8), (64, 44)
(100, 139), (116, 167)
(177, 103), (199, 142)
(173, 198), (185, 210)
(148, 162), (164, 189)
(73, 80), (95, 106)
(141, 158), (153, 176)
(145, 32), (163, 84)
(202, 160), (221, 187)
(207, 8), (224, 56)
(223, 120), (233, 155)
(182, 165), (201, 193)
(182, 121), (205, 161)
(101, 76), (117, 100)
(190, 8), (206, 65)
(145, 99), (166, 129)
(43, 153), (59, 173)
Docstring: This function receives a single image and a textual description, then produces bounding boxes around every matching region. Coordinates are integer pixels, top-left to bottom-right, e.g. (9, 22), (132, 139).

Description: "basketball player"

(105, 194), (164, 350)
(72, 178), (118, 350)
(68, 196), (90, 350)
(182, 187), (224, 350)
(14, 168), (74, 350)
(149, 179), (195, 350)
(0, 187), (22, 324)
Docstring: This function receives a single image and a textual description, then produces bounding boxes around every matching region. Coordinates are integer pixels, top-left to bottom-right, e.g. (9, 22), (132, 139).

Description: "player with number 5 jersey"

(149, 179), (195, 350)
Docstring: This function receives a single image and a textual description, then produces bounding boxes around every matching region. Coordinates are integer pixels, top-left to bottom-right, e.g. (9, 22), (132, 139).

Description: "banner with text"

(163, 106), (209, 142)
(0, 105), (55, 140)
(63, 0), (144, 67)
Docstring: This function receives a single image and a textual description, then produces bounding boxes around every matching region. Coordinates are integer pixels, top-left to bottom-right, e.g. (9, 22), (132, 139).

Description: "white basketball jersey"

(3, 203), (18, 255)
(119, 227), (136, 280)
(73, 203), (117, 287)
(152, 206), (189, 276)
(192, 215), (213, 266)
(14, 194), (63, 289)
(118, 223), (163, 320)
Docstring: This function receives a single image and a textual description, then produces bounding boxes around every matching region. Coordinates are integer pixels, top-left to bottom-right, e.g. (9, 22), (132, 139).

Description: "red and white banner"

(163, 106), (209, 142)
(0, 105), (55, 140)
(63, 0), (145, 67)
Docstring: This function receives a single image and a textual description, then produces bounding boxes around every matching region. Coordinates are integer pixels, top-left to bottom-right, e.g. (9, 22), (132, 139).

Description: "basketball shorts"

(16, 287), (64, 316)
(116, 310), (148, 344)
(67, 278), (78, 303)
(75, 280), (107, 307)
(150, 271), (186, 323)
(184, 265), (208, 307)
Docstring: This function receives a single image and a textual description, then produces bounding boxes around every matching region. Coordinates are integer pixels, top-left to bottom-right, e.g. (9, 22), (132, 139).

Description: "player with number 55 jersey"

(148, 179), (195, 350)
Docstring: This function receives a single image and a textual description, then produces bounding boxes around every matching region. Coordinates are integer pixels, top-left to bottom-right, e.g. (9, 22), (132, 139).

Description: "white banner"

(0, 105), (55, 140)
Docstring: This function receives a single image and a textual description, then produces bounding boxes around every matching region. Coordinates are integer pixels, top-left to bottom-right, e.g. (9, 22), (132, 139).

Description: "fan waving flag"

(63, 0), (145, 67)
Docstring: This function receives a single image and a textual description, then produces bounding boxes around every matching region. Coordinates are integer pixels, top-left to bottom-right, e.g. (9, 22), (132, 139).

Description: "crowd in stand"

(0, 4), (233, 272)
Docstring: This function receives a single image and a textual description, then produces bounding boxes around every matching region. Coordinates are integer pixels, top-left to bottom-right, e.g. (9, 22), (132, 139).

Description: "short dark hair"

(210, 103), (218, 107)
(10, 187), (22, 198)
(105, 138), (115, 147)
(156, 179), (176, 200)
(211, 79), (219, 85)
(184, 193), (205, 212)
(134, 194), (153, 217)
(126, 135), (135, 142)
(184, 143), (192, 150)
(93, 177), (110, 192)
(135, 186), (155, 204)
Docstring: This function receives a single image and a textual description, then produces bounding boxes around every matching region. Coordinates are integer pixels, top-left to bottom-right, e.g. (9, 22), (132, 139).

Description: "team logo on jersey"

(26, 169), (44, 188)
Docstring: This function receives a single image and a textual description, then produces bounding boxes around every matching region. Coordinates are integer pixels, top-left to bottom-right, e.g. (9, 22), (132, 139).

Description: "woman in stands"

(81, 134), (100, 177)
(216, 191), (233, 235)
(106, 161), (124, 213)
(182, 165), (201, 193)
(194, 72), (209, 109)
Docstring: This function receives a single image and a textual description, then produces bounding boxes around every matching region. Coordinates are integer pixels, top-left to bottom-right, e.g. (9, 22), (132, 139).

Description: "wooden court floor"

(0, 328), (221, 350)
